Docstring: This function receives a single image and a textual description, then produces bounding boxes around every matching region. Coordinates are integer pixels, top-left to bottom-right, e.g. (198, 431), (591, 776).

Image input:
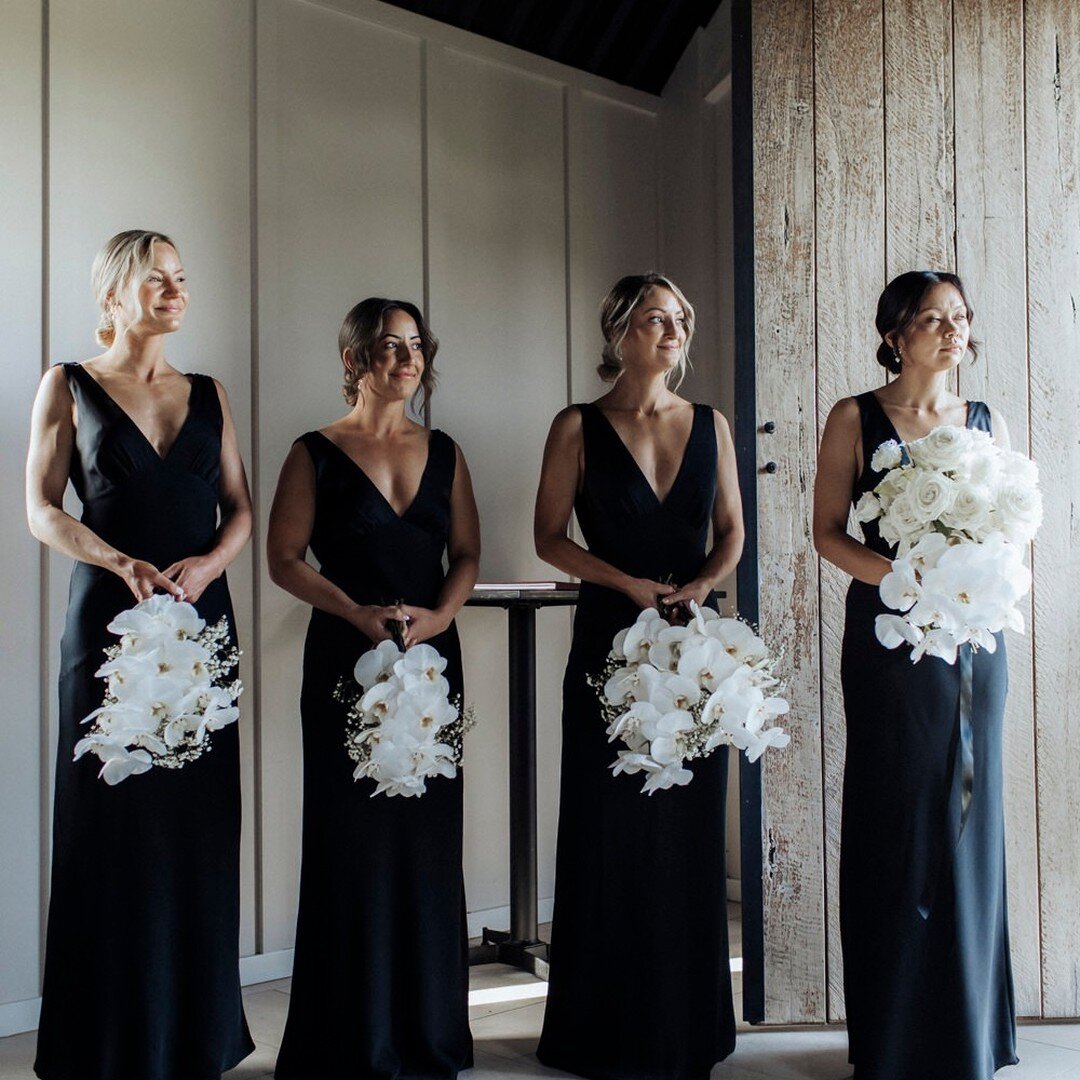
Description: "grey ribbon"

(917, 644), (975, 920)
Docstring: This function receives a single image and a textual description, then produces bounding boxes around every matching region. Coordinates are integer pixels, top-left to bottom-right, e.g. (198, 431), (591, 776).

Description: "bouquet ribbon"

(917, 644), (975, 920)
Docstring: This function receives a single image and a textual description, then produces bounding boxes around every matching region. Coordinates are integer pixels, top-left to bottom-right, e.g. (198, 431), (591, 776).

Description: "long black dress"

(35, 363), (253, 1080)
(840, 391), (1017, 1080)
(537, 402), (736, 1080)
(275, 429), (472, 1080)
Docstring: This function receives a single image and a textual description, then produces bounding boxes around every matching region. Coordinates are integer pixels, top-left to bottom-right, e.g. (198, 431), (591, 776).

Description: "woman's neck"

(602, 369), (672, 415)
(343, 393), (414, 438)
(102, 330), (170, 379)
(881, 368), (957, 412)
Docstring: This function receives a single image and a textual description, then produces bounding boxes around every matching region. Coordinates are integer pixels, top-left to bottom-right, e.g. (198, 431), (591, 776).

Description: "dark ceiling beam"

(586, 0), (637, 72)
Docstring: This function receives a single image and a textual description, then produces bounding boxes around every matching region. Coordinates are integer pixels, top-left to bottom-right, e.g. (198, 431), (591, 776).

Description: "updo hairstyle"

(598, 272), (695, 387)
(338, 298), (439, 407)
(875, 270), (978, 375)
(91, 229), (177, 347)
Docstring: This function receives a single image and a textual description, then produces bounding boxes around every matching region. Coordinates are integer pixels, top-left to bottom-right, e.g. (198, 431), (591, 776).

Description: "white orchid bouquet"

(855, 425), (1042, 664)
(593, 602), (790, 794)
(335, 639), (472, 798)
(74, 594), (242, 784)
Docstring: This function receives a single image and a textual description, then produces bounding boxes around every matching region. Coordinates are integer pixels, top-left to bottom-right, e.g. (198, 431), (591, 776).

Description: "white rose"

(871, 439), (903, 473)
(909, 470), (957, 524)
(995, 479), (1043, 545)
(939, 482), (992, 538)
(907, 425), (972, 472)
(854, 491), (882, 523)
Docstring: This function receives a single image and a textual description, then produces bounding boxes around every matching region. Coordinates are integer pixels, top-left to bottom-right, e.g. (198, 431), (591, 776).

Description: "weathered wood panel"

(953, 0), (1042, 1018)
(883, 0), (955, 273)
(1026, 0), (1080, 1019)
(752, 0), (825, 1023)
(812, 0), (886, 1023)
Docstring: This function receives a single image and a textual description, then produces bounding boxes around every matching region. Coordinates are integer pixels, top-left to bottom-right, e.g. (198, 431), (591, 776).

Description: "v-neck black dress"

(274, 429), (472, 1080)
(537, 402), (736, 1080)
(35, 363), (253, 1080)
(840, 392), (1017, 1080)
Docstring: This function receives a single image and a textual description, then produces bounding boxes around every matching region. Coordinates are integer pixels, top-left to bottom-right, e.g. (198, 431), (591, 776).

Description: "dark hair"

(338, 298), (438, 407)
(598, 272), (695, 386)
(875, 270), (978, 374)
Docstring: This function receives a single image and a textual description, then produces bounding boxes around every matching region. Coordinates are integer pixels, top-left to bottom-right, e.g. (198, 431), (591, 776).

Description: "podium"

(465, 582), (579, 978)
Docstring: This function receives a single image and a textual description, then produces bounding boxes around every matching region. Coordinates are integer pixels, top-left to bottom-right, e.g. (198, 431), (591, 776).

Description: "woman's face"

(355, 308), (425, 403)
(114, 242), (188, 337)
(617, 287), (688, 376)
(893, 282), (970, 373)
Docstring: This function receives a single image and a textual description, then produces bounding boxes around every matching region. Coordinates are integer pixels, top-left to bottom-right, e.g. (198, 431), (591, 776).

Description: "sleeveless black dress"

(35, 364), (253, 1080)
(537, 402), (736, 1080)
(840, 392), (1017, 1080)
(274, 429), (472, 1080)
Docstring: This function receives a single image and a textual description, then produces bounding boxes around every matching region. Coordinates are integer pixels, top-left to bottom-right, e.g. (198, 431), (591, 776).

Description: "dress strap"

(426, 429), (457, 504)
(966, 400), (992, 434)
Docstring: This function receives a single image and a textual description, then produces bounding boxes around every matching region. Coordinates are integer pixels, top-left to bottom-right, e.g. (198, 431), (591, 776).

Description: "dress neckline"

(72, 363), (197, 463)
(587, 402), (700, 507)
(867, 390), (972, 445)
(313, 428), (436, 520)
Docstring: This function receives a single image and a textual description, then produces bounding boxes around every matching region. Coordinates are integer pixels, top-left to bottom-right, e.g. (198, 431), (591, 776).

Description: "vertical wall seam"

(420, 39), (432, 429)
(562, 86), (573, 410)
(38, 0), (51, 985)
(1019, 0), (1045, 1018)
(248, 0), (264, 957)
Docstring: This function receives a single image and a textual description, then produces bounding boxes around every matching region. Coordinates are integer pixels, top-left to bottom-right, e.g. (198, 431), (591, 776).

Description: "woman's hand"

(661, 578), (712, 618)
(622, 577), (676, 612)
(161, 553), (224, 603)
(347, 603), (409, 644)
(399, 605), (450, 647)
(118, 557), (185, 602)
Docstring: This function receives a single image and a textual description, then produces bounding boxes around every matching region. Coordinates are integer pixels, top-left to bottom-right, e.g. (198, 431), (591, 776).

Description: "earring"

(894, 348), (902, 366)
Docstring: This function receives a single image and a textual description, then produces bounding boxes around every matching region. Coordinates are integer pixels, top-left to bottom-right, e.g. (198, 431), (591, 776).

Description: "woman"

(25, 229), (254, 1079)
(534, 272), (743, 1079)
(814, 270), (1018, 1079)
(267, 298), (479, 1079)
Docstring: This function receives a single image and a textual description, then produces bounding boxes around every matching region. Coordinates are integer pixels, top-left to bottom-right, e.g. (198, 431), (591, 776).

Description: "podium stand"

(465, 583), (579, 978)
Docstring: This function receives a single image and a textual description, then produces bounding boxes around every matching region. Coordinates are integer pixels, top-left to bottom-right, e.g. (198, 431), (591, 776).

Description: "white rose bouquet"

(856, 425), (1042, 664)
(74, 594), (242, 784)
(336, 639), (472, 797)
(593, 602), (790, 794)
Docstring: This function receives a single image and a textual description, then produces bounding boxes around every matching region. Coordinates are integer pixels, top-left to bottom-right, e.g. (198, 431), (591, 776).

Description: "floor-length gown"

(274, 429), (472, 1080)
(537, 402), (736, 1080)
(840, 391), (1018, 1080)
(35, 363), (253, 1080)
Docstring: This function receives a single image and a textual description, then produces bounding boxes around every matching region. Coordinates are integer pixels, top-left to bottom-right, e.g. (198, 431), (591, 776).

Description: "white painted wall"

(0, 0), (735, 1033)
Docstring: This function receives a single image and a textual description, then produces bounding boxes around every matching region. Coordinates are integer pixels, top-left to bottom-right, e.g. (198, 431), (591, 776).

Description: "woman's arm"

(401, 441), (481, 646)
(25, 366), (182, 600)
(266, 440), (404, 643)
(161, 379), (253, 602)
(813, 397), (893, 586)
(664, 409), (745, 609)
(534, 407), (675, 611)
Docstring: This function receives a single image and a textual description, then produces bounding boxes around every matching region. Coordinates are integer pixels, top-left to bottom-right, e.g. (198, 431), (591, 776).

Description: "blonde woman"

(534, 272), (743, 1078)
(25, 230), (253, 1079)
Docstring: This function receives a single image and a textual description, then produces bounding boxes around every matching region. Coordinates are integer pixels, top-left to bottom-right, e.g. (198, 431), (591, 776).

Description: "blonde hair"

(598, 272), (695, 388)
(91, 229), (177, 347)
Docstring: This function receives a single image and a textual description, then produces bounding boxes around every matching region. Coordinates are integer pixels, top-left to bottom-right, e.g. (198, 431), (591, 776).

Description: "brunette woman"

(814, 271), (1017, 1080)
(267, 298), (479, 1079)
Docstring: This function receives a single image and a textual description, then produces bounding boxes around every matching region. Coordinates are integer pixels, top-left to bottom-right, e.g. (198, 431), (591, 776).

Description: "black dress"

(35, 363), (253, 1080)
(537, 402), (736, 1080)
(840, 392), (1017, 1080)
(274, 429), (472, 1080)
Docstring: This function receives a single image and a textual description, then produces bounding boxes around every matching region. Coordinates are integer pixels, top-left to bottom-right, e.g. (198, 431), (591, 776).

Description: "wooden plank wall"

(751, 0), (1079, 1022)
